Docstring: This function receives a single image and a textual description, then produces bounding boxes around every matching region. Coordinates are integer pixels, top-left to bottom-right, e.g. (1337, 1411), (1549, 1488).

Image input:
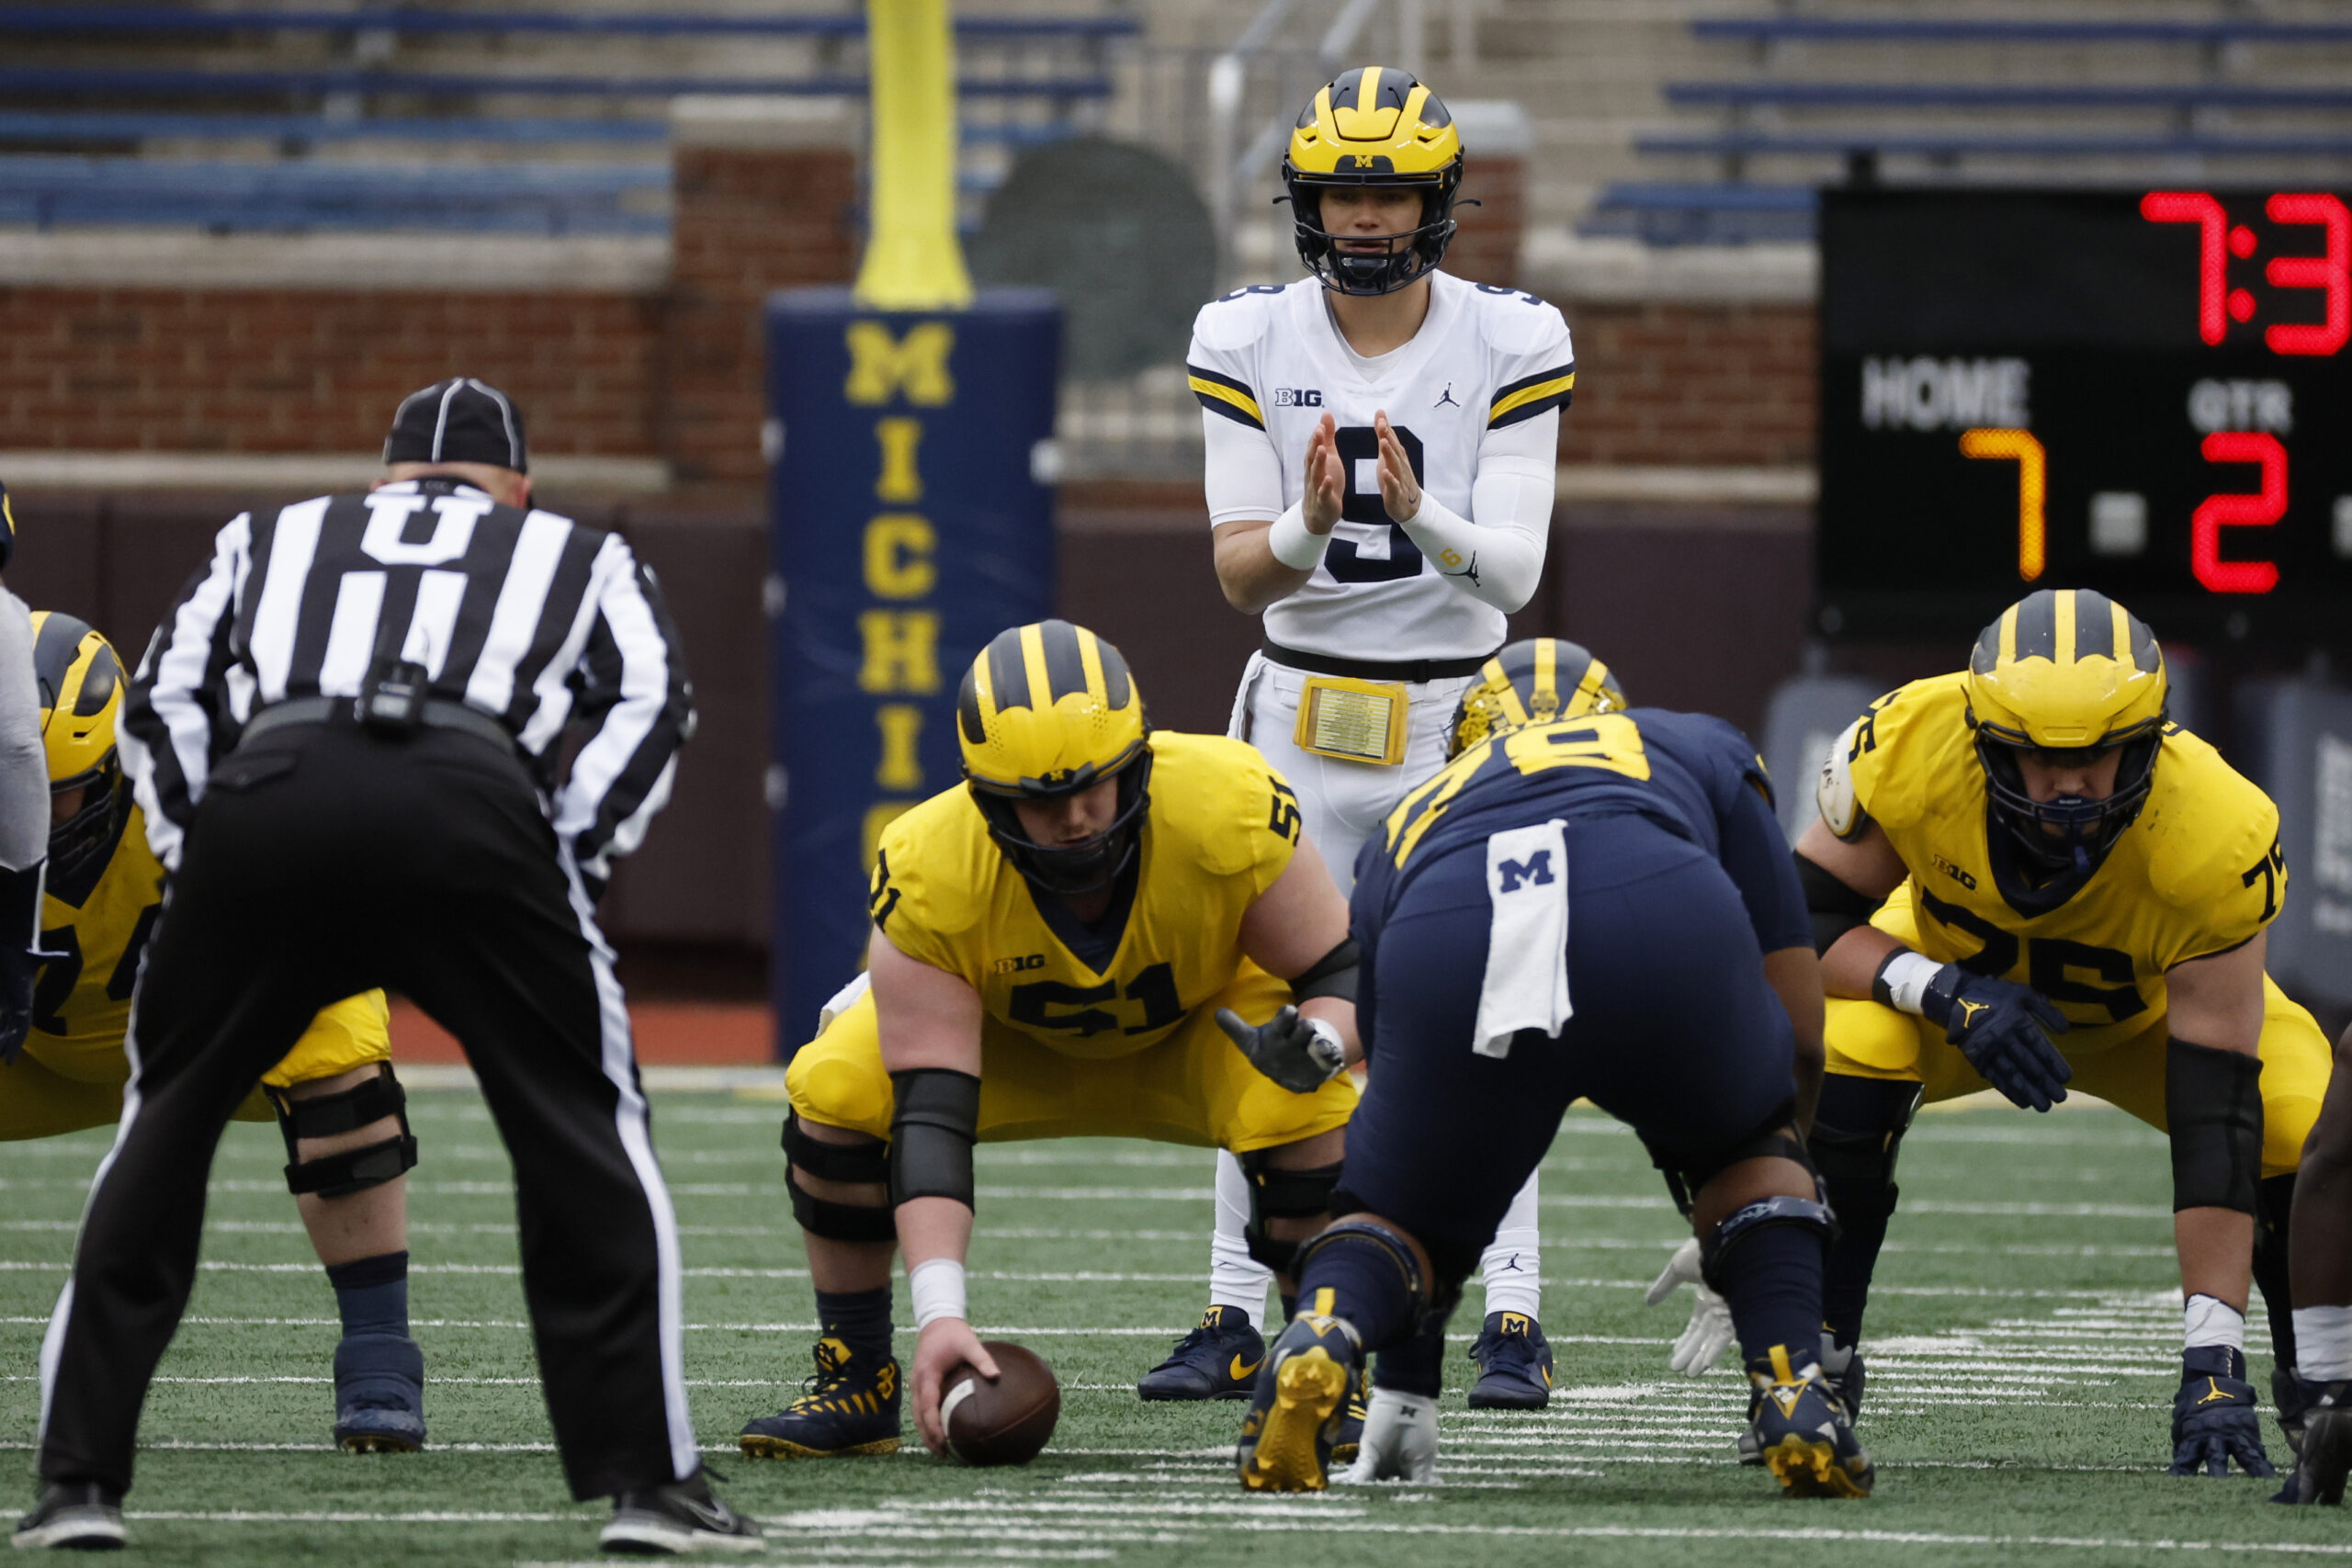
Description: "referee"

(18, 380), (758, 1554)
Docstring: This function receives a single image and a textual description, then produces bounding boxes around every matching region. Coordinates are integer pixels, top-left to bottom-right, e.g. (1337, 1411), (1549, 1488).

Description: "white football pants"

(1210, 653), (1543, 1325)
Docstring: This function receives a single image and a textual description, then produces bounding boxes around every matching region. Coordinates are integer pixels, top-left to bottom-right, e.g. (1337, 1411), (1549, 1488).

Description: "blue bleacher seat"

(1691, 17), (2352, 48)
(1584, 182), (1815, 245)
(0, 9), (1140, 40)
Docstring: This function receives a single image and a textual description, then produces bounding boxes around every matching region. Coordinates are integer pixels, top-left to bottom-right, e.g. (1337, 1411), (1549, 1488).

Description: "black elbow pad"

(888, 1067), (981, 1211)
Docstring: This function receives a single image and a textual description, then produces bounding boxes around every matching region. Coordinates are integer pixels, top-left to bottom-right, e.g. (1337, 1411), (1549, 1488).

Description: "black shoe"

(1465, 1311), (1555, 1410)
(738, 1336), (901, 1459)
(12, 1483), (126, 1551)
(601, 1472), (762, 1554)
(2274, 1381), (2352, 1505)
(1138, 1306), (1266, 1402)
(334, 1331), (427, 1453)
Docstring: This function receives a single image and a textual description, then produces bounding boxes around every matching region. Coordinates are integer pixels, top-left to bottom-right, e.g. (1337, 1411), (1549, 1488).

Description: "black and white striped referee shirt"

(119, 477), (695, 885)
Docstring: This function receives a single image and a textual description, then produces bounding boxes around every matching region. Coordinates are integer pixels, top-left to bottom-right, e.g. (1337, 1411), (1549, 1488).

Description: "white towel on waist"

(1474, 818), (1572, 1058)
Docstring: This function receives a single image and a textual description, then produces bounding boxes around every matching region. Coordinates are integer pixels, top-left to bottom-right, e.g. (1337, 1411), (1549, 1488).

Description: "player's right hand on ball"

(1921, 964), (2072, 1112)
(911, 1317), (1001, 1457)
(1216, 1005), (1346, 1094)
(1644, 1237), (1736, 1375)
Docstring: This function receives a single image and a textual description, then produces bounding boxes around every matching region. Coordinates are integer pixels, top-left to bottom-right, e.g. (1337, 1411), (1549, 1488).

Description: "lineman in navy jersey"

(1234, 641), (1869, 1498)
(1145, 65), (1575, 1418)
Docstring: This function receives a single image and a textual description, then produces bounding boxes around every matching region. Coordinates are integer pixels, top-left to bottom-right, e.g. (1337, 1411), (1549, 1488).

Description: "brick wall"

(0, 289), (665, 457)
(1558, 300), (1816, 468)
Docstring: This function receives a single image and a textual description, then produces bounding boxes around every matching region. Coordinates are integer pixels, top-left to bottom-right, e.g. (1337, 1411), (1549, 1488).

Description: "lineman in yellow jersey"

(1673, 589), (2325, 1477)
(740, 621), (1361, 1460)
(16, 613), (429, 1452)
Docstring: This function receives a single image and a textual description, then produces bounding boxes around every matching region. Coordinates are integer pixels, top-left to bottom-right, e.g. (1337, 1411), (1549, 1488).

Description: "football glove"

(1216, 1005), (1346, 1095)
(1341, 1386), (1438, 1484)
(1644, 1237), (1735, 1375)
(2172, 1346), (2277, 1478)
(1920, 964), (2072, 1112)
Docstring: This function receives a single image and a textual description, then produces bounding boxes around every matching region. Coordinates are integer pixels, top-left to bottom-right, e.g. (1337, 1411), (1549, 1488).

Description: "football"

(941, 1341), (1060, 1466)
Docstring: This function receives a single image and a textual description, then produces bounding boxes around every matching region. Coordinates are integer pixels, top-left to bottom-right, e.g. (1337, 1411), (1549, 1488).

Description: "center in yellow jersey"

(868, 730), (1303, 1060)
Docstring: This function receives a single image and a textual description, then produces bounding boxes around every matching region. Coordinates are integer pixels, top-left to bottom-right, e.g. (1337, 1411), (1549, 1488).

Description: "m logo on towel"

(1495, 850), (1555, 893)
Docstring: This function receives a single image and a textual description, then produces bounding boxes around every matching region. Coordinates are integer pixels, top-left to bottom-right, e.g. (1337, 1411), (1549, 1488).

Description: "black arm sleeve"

(1797, 852), (1883, 957)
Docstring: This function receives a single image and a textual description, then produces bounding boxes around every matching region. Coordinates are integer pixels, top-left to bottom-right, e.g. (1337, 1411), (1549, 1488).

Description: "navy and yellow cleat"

(739, 1337), (902, 1459)
(1465, 1311), (1555, 1410)
(2273, 1378), (2352, 1505)
(1747, 1346), (1873, 1499)
(1138, 1306), (1267, 1402)
(1237, 1313), (1363, 1493)
(333, 1332), (427, 1454)
(1745, 1337), (1867, 1465)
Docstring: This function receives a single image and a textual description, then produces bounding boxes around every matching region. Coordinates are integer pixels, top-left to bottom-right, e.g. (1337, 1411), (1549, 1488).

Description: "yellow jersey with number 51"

(1824, 672), (2285, 1050)
(32, 792), (170, 1053)
(867, 731), (1303, 1061)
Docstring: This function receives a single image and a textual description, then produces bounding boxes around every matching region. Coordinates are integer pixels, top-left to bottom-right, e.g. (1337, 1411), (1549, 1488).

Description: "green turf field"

(1, 1086), (2346, 1565)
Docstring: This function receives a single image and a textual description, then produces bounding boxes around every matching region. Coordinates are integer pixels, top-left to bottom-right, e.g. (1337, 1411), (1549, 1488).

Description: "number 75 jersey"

(867, 731), (1306, 1060)
(1188, 271), (1574, 662)
(1832, 672), (2287, 1052)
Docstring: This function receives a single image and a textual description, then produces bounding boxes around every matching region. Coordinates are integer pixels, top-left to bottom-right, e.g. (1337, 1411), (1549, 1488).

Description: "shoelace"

(1152, 1314), (1226, 1369)
(789, 1342), (865, 1415)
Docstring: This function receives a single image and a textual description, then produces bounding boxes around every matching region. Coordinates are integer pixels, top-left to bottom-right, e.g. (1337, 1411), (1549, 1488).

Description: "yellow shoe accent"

(1229, 1353), (1264, 1382)
(1761, 1432), (1871, 1499)
(739, 1433), (902, 1461)
(337, 1433), (420, 1455)
(1241, 1348), (1349, 1494)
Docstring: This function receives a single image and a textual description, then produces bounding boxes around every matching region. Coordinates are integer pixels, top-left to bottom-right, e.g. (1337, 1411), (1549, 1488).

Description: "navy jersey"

(1352, 707), (1812, 957)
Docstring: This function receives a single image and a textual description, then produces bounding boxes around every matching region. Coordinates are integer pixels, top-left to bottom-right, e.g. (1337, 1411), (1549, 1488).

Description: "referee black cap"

(383, 377), (529, 474)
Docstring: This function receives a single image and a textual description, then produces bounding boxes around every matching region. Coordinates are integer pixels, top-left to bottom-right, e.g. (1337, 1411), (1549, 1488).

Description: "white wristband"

(1877, 950), (1943, 1017)
(1266, 502), (1330, 570)
(2184, 1292), (2246, 1353)
(909, 1257), (967, 1329)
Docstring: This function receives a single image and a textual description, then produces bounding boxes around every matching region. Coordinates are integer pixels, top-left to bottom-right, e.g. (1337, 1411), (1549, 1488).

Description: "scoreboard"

(1816, 187), (2351, 641)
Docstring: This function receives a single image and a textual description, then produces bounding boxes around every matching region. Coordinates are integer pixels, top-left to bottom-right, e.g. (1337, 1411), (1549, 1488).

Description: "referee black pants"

(37, 721), (697, 1500)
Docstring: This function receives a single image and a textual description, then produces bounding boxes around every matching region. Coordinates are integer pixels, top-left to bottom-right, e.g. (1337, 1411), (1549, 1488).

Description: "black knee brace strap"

(888, 1067), (980, 1211)
(1239, 1151), (1342, 1273)
(1700, 1194), (1838, 1293)
(2166, 1038), (2264, 1214)
(789, 1178), (899, 1244)
(1645, 1099), (1814, 1216)
(783, 1116), (890, 1186)
(266, 1065), (418, 1199)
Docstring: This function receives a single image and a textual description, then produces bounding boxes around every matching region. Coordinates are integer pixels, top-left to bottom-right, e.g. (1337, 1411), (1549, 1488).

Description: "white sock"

(2295, 1304), (2352, 1381)
(1208, 1147), (1274, 1325)
(1479, 1171), (1543, 1320)
(2184, 1292), (2246, 1353)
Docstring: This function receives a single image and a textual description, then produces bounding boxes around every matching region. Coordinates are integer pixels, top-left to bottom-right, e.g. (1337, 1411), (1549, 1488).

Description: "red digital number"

(2142, 191), (2228, 344)
(2264, 194), (2350, 355)
(2191, 432), (2286, 595)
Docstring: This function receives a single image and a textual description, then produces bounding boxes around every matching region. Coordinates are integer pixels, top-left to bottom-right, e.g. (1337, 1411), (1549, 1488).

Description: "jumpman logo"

(1434, 382), (1460, 409)
(1498, 1252), (1524, 1272)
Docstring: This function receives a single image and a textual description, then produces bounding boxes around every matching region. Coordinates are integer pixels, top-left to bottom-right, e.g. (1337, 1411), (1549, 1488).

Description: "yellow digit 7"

(1960, 427), (2046, 581)
(1502, 714), (1652, 782)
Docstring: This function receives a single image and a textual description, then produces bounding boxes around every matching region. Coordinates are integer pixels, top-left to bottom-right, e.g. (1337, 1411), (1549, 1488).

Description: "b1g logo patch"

(1271, 388), (1324, 408)
(992, 953), (1046, 975)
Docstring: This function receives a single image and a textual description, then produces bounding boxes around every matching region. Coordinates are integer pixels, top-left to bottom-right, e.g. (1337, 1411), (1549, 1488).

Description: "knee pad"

(1807, 1077), (1924, 1224)
(1239, 1150), (1341, 1274)
(1700, 1194), (1838, 1294)
(1292, 1217), (1430, 1325)
(266, 1065), (418, 1199)
(782, 1117), (896, 1243)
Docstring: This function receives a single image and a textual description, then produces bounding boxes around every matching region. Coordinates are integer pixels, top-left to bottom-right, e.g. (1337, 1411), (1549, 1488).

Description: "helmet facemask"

(970, 749), (1154, 897)
(1284, 169), (1462, 297)
(47, 754), (122, 886)
(1974, 727), (2161, 876)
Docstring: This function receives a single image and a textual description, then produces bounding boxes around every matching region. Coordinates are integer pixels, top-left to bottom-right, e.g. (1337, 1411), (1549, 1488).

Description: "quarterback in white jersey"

(1136, 66), (1573, 1457)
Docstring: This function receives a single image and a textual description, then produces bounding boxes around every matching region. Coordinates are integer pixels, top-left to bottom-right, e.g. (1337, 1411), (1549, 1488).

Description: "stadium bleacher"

(0, 6), (1136, 235)
(1588, 7), (2352, 244)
